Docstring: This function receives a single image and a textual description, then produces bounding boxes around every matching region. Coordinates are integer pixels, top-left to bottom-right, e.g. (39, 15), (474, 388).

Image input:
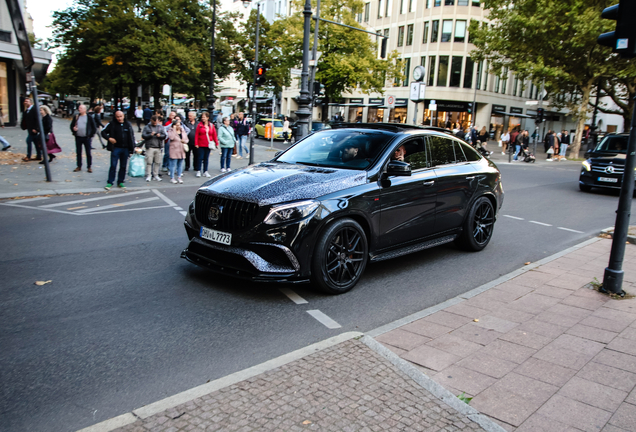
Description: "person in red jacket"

(194, 111), (219, 177)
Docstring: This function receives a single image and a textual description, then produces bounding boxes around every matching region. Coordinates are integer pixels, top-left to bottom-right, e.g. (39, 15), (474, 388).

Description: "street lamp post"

(294, 0), (313, 140)
(207, 0), (217, 113)
(242, 0), (261, 165)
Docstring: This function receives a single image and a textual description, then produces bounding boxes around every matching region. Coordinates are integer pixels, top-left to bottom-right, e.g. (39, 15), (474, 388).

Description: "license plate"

(598, 177), (618, 183)
(200, 226), (232, 245)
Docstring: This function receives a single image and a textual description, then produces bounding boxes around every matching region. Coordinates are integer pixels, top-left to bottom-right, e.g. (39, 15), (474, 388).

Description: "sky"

(25, 0), (73, 43)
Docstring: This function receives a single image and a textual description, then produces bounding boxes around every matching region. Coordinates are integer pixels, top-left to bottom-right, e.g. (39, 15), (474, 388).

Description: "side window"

(459, 142), (482, 161)
(453, 141), (467, 163)
(401, 138), (428, 170)
(427, 136), (456, 166)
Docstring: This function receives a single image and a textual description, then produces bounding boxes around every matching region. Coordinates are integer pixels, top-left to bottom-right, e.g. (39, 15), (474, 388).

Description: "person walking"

(141, 114), (166, 182)
(230, 113), (239, 157)
(558, 130), (570, 160)
(91, 105), (106, 149)
(101, 110), (135, 190)
(500, 130), (510, 155)
(142, 105), (153, 126)
(194, 111), (218, 178)
(21, 98), (41, 161)
(184, 111), (199, 171)
(218, 116), (237, 173)
(38, 105), (58, 164)
(545, 130), (555, 161)
(70, 104), (97, 173)
(167, 118), (188, 183)
(236, 112), (250, 159)
(478, 126), (489, 151)
(134, 105), (143, 132)
(282, 116), (290, 144)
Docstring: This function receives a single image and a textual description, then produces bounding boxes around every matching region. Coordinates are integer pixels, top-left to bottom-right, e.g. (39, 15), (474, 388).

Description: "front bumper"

(579, 170), (632, 190)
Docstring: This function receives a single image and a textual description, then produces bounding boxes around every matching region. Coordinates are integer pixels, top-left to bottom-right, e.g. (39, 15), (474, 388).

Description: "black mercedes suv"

(182, 123), (504, 294)
(579, 133), (630, 192)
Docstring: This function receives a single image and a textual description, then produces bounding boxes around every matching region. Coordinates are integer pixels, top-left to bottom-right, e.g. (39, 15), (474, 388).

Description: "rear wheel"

(311, 218), (368, 294)
(579, 183), (592, 192)
(456, 196), (495, 251)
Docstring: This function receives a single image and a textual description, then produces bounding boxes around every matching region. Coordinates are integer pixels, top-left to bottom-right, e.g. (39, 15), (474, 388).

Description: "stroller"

(518, 145), (536, 163)
(474, 140), (491, 157)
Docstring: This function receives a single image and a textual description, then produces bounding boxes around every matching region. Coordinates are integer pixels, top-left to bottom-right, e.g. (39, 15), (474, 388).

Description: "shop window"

(364, 3), (370, 21)
(437, 56), (449, 86)
(458, 0), (468, 5)
(441, 20), (453, 42)
(463, 57), (474, 88)
(397, 26), (405, 47)
(406, 24), (414, 45)
(449, 56), (463, 87)
(428, 136), (456, 166)
(403, 58), (411, 86)
(0, 31), (11, 43)
(454, 20), (466, 42)
(428, 56), (436, 86)
(445, 0), (454, 5)
(431, 21), (439, 42)
(378, 0), (383, 17)
(423, 22), (429, 43)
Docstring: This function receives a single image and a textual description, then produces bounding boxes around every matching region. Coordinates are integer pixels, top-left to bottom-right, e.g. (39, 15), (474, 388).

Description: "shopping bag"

(498, 140), (502, 147)
(128, 153), (145, 177)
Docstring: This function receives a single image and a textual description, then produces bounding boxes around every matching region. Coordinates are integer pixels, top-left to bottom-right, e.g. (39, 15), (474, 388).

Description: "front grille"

(195, 194), (260, 230)
(591, 164), (624, 175)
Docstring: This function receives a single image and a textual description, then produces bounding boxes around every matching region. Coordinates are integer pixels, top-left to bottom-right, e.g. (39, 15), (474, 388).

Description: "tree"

(595, 77), (636, 131)
(468, 0), (636, 158)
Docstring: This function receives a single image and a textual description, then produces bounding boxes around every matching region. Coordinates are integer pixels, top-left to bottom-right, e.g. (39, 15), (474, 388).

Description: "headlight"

(582, 161), (591, 171)
(264, 200), (319, 225)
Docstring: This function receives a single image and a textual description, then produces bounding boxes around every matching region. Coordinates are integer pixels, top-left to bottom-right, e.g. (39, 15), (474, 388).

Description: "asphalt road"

(0, 158), (632, 432)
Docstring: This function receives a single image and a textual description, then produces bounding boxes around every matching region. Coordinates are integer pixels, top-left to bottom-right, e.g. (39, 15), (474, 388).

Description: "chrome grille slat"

(195, 194), (259, 231)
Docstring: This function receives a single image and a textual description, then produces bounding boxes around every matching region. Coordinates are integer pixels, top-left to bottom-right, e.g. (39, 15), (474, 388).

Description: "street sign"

(409, 83), (426, 102)
(387, 95), (396, 109)
(429, 103), (438, 112)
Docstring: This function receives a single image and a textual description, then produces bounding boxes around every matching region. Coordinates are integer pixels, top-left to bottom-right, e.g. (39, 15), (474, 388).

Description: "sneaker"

(162, 167), (168, 172)
(196, 171), (201, 177)
(104, 183), (113, 190)
(118, 183), (126, 189)
(170, 178), (178, 184)
(146, 176), (151, 182)
(1, 145), (10, 151)
(562, 157), (567, 160)
(236, 156), (242, 159)
(178, 177), (183, 184)
(204, 171), (211, 177)
(502, 152), (505, 155)
(221, 168), (226, 173)
(226, 168), (231, 172)
(153, 175), (162, 182)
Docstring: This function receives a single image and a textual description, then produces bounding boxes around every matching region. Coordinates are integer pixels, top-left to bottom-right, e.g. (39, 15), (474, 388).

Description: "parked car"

(182, 123), (504, 294)
(255, 118), (285, 139)
(579, 133), (631, 193)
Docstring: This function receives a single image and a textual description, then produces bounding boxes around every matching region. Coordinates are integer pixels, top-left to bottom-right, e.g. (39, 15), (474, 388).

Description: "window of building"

(400, 0), (405, 13)
(449, 56), (463, 87)
(384, 28), (390, 39)
(454, 20), (466, 42)
(501, 67), (508, 94)
(403, 58), (411, 86)
(406, 24), (414, 45)
(357, 12), (362, 22)
(426, 0), (431, 7)
(385, 0), (391, 16)
(441, 20), (453, 42)
(445, 0), (454, 5)
(434, 0), (441, 6)
(437, 56), (449, 86)
(458, 0), (468, 5)
(428, 56), (436, 86)
(431, 20), (440, 42)
(0, 31), (11, 43)
(394, 58), (401, 86)
(482, 61), (488, 91)
(409, 0), (415, 12)
(378, 0), (383, 17)
(397, 26), (405, 46)
(364, 3), (370, 21)
(463, 57), (474, 88)
(421, 56), (426, 67)
(494, 74), (500, 93)
(423, 22), (429, 43)
(472, 0), (480, 5)
(476, 61), (483, 90)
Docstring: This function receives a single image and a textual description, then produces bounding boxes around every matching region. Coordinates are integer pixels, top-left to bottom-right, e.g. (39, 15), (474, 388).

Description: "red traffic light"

(257, 67), (265, 75)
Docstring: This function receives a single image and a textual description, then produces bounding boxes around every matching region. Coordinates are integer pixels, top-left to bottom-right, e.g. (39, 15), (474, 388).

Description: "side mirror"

(386, 160), (411, 177)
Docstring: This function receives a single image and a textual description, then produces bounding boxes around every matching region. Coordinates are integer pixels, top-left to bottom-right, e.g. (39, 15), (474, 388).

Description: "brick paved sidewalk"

(376, 238), (636, 431)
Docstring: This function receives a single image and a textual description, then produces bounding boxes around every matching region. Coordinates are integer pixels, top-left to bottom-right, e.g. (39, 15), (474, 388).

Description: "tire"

(579, 183), (592, 192)
(311, 218), (368, 294)
(456, 196), (495, 252)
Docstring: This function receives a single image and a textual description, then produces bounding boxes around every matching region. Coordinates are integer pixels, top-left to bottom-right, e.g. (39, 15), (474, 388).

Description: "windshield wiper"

(294, 161), (321, 167)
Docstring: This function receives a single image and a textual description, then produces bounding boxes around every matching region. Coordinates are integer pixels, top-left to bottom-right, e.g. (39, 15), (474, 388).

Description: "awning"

(493, 110), (536, 119)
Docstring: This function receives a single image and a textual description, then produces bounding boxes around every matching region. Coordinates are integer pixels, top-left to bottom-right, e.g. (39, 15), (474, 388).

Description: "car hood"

(198, 162), (367, 205)
(589, 153), (626, 165)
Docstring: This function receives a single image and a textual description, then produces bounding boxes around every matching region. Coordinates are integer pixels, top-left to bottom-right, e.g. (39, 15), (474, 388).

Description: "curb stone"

(601, 225), (636, 245)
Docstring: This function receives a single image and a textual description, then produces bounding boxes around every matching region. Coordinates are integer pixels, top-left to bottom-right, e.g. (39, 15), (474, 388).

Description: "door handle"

(466, 176), (475, 180)
(423, 181), (435, 187)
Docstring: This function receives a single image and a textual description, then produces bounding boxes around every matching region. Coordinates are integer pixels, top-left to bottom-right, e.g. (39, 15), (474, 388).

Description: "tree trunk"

(570, 82), (593, 160)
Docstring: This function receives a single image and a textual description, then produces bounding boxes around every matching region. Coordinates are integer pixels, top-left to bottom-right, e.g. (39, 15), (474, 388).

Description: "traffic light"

(255, 66), (266, 85)
(598, 0), (636, 58)
(380, 38), (388, 59)
(312, 81), (325, 104)
(536, 108), (545, 123)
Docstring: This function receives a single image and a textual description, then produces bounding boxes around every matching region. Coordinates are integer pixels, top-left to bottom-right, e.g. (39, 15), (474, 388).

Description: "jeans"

(237, 135), (249, 157)
(0, 135), (9, 149)
(221, 147), (232, 169)
(513, 144), (521, 160)
(560, 144), (568, 156)
(162, 141), (170, 168)
(26, 132), (41, 159)
(136, 118), (142, 132)
(75, 136), (92, 168)
(108, 147), (129, 185)
(168, 158), (184, 178)
(145, 147), (162, 178)
(196, 147), (211, 172)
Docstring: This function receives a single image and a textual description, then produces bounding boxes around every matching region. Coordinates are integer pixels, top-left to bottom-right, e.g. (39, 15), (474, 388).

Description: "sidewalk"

(79, 237), (635, 432)
(0, 119), (276, 199)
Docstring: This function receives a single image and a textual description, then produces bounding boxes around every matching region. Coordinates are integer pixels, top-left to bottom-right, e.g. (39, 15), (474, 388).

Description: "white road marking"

(152, 189), (178, 207)
(7, 196), (50, 203)
(279, 288), (308, 304)
(75, 197), (160, 213)
(558, 227), (584, 234)
(0, 202), (79, 215)
(39, 190), (149, 208)
(529, 220), (553, 227)
(174, 207), (183, 211)
(503, 215), (524, 220)
(179, 211), (187, 216)
(85, 205), (172, 215)
(307, 310), (342, 329)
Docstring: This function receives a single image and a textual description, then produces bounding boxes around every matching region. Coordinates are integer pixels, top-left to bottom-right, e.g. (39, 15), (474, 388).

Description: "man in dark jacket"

(21, 98), (40, 161)
(142, 105), (153, 126)
(184, 111), (199, 171)
(141, 115), (166, 181)
(70, 104), (97, 172)
(102, 111), (136, 190)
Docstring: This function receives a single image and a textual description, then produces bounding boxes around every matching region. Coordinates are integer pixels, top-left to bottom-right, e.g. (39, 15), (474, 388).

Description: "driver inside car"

(341, 143), (360, 162)
(391, 145), (406, 161)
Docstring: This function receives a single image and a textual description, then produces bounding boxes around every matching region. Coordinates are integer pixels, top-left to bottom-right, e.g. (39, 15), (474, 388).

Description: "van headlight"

(582, 161), (591, 171)
(264, 200), (319, 225)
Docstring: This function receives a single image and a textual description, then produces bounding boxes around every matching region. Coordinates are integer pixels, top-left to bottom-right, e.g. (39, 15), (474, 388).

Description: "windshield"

(276, 129), (393, 170)
(594, 135), (628, 153)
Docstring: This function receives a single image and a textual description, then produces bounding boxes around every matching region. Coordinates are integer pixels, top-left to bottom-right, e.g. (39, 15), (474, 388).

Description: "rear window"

(594, 135), (627, 153)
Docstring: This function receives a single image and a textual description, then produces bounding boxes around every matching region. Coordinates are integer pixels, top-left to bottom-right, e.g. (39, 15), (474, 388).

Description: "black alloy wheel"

(457, 196), (495, 251)
(311, 218), (368, 294)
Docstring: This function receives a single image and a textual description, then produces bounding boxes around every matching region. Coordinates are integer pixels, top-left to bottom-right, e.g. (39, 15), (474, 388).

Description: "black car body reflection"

(182, 123), (504, 293)
(579, 134), (632, 193)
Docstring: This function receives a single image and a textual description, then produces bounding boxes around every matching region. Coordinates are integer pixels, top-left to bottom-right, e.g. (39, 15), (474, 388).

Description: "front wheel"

(456, 196), (495, 251)
(311, 218), (368, 294)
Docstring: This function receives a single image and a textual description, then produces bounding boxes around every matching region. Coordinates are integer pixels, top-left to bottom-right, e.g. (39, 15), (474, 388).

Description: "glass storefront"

(367, 107), (385, 123)
(348, 106), (363, 122)
(0, 62), (8, 125)
(389, 107), (407, 123)
(508, 116), (522, 132)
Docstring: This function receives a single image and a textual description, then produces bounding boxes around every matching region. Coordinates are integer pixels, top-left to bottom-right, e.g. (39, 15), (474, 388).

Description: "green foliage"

(457, 392), (473, 404)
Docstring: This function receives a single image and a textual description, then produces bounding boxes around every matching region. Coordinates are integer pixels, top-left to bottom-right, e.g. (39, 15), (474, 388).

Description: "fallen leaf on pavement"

(302, 420), (312, 425)
(35, 280), (52, 286)
(473, 319), (479, 322)
(525, 262), (531, 265)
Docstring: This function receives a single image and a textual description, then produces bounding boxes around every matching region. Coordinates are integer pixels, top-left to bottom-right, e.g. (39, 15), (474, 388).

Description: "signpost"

(429, 99), (437, 126)
(410, 83), (426, 125)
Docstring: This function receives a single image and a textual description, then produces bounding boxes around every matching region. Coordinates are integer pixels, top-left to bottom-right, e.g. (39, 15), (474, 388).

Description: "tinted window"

(459, 142), (482, 161)
(428, 136), (456, 166)
(453, 141), (467, 163)
(594, 135), (628, 153)
(400, 139), (428, 170)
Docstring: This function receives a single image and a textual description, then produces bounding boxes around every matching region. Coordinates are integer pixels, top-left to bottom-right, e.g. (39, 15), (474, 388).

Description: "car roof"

(330, 122), (457, 136)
